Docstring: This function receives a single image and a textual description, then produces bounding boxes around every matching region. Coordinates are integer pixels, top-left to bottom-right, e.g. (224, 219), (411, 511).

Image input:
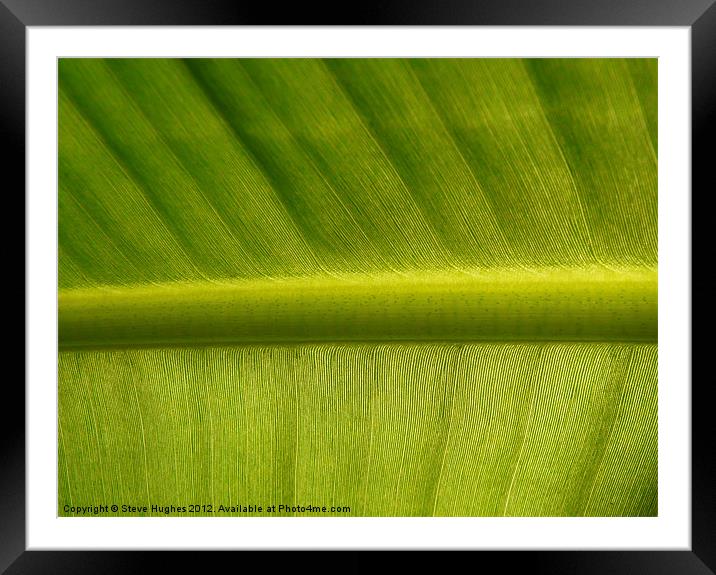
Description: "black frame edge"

(9, 0), (715, 573)
(1, 0), (25, 573)
(692, 0), (716, 571)
(2, 551), (716, 575)
(0, 0), (714, 26)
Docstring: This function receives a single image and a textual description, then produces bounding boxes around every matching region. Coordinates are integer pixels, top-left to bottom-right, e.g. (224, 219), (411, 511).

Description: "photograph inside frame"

(57, 58), (658, 518)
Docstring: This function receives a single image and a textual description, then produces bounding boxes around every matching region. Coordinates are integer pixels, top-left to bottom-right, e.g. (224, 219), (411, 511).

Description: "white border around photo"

(26, 26), (691, 550)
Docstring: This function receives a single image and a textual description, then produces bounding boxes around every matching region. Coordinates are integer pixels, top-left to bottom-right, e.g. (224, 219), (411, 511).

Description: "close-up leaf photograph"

(57, 57), (658, 518)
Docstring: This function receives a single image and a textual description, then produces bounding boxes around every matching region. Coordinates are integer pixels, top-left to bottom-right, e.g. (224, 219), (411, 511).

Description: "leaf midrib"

(59, 267), (657, 349)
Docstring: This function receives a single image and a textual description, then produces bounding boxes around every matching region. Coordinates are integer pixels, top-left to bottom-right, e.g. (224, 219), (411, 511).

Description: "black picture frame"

(7, 1), (714, 572)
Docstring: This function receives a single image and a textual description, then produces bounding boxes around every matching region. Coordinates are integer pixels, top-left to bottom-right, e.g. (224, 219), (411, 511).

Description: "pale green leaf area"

(60, 343), (656, 517)
(58, 58), (657, 517)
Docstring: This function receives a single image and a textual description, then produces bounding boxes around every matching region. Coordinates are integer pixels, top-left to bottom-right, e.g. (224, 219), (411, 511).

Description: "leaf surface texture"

(58, 58), (658, 516)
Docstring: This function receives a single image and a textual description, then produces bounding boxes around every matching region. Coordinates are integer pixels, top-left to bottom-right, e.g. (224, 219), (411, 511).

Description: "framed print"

(8, 0), (714, 572)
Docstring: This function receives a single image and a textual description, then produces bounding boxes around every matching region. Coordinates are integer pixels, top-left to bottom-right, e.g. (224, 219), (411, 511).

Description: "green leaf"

(58, 58), (657, 517)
